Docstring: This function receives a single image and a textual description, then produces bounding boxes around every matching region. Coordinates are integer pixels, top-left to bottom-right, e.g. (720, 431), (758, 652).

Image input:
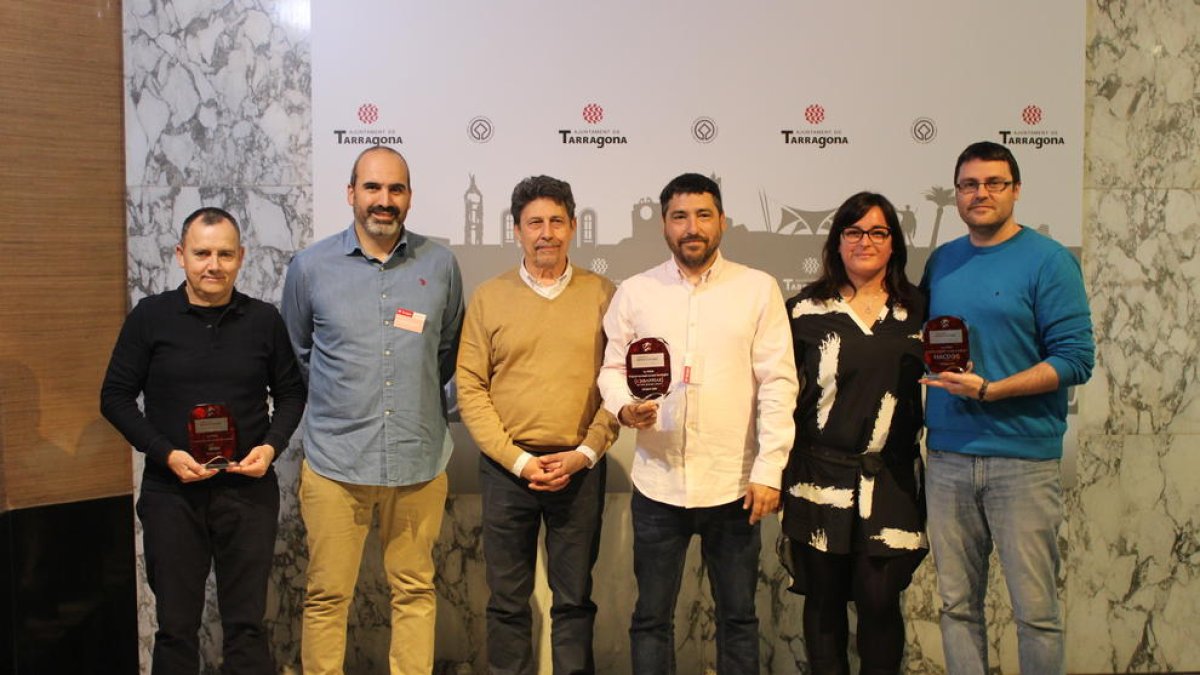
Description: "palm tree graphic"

(923, 186), (955, 248)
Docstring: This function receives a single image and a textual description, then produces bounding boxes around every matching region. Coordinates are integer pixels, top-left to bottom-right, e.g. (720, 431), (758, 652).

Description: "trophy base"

(197, 455), (238, 471)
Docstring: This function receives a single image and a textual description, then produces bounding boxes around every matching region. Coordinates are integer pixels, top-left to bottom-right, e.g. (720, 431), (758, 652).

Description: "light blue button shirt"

(282, 225), (464, 486)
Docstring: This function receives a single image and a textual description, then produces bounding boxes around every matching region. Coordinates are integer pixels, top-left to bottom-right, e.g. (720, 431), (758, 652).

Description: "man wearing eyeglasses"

(919, 141), (1094, 674)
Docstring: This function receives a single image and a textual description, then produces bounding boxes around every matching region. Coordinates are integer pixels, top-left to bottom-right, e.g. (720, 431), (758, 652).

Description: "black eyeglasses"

(955, 179), (1015, 195)
(841, 227), (891, 244)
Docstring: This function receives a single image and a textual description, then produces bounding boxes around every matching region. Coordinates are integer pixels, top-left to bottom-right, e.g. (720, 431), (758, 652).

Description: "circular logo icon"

(357, 103), (379, 125)
(804, 104), (825, 125)
(582, 103), (604, 124)
(467, 116), (494, 143)
(1021, 105), (1043, 125)
(691, 116), (718, 143)
(911, 117), (937, 143)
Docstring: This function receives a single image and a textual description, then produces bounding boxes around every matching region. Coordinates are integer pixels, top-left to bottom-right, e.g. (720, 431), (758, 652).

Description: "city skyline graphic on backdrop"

(447, 173), (1063, 294)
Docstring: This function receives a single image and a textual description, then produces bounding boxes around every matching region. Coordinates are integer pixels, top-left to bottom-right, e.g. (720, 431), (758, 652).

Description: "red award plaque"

(626, 337), (672, 400)
(188, 403), (237, 468)
(923, 315), (970, 375)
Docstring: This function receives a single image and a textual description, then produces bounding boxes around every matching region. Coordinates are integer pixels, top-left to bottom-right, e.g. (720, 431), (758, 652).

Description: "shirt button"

(385, 380), (393, 387)
(384, 410), (392, 416)
(381, 293), (388, 299)
(384, 350), (392, 356)
(383, 320), (390, 325)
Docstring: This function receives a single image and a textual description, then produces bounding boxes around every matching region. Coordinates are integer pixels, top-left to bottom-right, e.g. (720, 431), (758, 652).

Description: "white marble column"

(1068, 2), (1200, 670)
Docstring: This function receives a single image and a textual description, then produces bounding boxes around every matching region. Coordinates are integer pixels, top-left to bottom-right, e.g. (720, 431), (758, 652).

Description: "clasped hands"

(520, 450), (591, 492)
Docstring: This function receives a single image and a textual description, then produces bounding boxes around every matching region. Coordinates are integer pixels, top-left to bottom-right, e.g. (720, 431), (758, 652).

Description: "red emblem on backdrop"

(804, 104), (825, 125)
(1021, 105), (1043, 125)
(358, 103), (380, 125)
(582, 103), (604, 124)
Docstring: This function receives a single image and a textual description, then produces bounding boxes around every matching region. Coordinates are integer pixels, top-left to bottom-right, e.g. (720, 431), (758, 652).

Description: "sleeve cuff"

(510, 452), (535, 478)
(575, 446), (598, 469)
(749, 460), (784, 490)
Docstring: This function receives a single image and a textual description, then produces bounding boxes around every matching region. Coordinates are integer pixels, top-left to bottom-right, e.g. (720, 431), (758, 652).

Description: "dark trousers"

(793, 540), (922, 675)
(629, 491), (761, 675)
(137, 473), (280, 675)
(480, 454), (606, 675)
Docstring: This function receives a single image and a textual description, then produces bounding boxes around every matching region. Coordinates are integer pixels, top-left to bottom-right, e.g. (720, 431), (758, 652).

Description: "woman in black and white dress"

(782, 191), (927, 674)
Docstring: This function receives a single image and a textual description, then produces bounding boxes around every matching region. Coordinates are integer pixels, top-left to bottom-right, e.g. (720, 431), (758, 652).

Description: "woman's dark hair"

(800, 191), (919, 310)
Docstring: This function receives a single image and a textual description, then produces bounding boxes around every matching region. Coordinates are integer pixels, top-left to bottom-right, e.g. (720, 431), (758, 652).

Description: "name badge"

(394, 308), (427, 333)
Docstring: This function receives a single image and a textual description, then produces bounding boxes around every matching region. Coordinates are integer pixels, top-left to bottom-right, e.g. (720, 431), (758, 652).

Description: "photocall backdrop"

(311, 0), (1086, 485)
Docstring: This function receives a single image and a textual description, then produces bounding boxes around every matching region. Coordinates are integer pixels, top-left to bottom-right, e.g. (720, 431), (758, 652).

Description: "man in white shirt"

(597, 173), (798, 674)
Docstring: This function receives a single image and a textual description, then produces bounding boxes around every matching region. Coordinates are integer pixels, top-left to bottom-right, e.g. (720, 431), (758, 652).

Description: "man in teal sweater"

(920, 141), (1094, 675)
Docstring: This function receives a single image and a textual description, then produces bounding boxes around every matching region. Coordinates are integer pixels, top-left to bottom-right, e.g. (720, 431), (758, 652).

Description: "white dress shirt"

(597, 254), (798, 508)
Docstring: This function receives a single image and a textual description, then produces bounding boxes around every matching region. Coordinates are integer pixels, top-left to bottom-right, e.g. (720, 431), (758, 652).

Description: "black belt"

(795, 442), (909, 478)
(515, 442), (577, 455)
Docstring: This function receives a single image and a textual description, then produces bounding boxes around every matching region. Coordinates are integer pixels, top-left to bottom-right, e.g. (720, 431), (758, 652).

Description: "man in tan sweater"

(456, 175), (619, 674)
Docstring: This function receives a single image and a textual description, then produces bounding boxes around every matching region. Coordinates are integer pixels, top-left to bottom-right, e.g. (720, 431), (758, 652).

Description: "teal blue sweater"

(920, 227), (1094, 459)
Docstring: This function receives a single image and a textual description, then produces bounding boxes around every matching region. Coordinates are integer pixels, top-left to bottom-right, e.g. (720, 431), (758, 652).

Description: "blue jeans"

(925, 449), (1064, 675)
(629, 491), (760, 675)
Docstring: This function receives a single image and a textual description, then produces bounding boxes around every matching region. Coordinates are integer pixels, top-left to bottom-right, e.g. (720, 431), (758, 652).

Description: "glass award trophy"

(626, 337), (672, 400)
(188, 403), (238, 469)
(923, 315), (970, 376)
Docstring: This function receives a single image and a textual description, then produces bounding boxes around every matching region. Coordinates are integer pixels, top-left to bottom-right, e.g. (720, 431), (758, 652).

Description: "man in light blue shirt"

(282, 145), (464, 674)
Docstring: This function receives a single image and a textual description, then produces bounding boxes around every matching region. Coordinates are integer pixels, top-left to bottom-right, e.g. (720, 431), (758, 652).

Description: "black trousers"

(137, 473), (279, 675)
(479, 454), (606, 675)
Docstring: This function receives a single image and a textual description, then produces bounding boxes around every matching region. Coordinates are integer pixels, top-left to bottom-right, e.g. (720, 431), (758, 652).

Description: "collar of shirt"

(667, 251), (725, 287)
(170, 282), (247, 319)
(518, 259), (573, 300)
(341, 224), (408, 264)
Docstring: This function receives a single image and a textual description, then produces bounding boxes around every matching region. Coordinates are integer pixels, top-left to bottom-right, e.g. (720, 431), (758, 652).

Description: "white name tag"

(393, 308), (427, 333)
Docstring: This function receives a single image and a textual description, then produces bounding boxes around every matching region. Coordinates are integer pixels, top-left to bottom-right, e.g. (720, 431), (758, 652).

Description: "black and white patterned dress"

(782, 291), (927, 572)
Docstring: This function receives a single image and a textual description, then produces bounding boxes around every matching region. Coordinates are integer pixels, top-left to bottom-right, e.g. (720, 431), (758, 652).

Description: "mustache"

(369, 206), (400, 217)
(678, 235), (709, 245)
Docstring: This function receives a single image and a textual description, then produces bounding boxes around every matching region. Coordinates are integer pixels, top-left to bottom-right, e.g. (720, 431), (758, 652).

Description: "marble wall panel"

(1084, 1), (1199, 190)
(1074, 0), (1200, 671)
(1066, 434), (1200, 672)
(1080, 187), (1200, 436)
(124, 0), (311, 188)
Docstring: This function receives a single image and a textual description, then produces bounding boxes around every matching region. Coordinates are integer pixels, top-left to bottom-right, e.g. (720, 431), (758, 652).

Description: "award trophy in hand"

(188, 403), (238, 470)
(923, 315), (970, 377)
(626, 337), (672, 400)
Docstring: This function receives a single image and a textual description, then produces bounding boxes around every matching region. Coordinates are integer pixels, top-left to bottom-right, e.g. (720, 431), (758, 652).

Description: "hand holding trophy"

(188, 403), (239, 470)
